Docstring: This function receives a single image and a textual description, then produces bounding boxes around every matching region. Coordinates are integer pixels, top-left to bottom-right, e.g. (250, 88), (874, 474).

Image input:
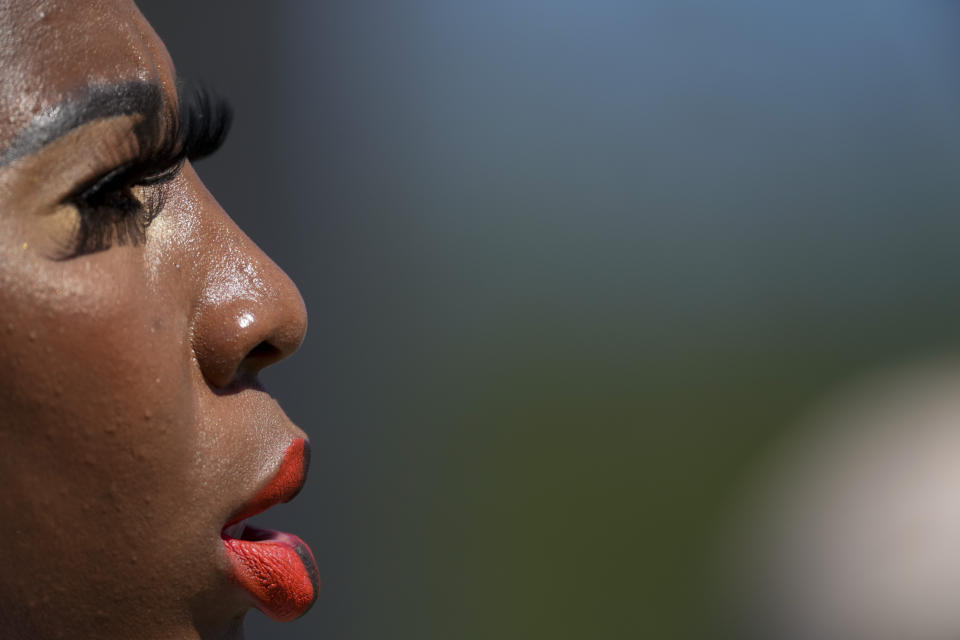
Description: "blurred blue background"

(137, 1), (960, 637)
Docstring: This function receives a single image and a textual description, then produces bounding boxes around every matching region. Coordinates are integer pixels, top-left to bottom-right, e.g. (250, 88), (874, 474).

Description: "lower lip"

(222, 524), (320, 621)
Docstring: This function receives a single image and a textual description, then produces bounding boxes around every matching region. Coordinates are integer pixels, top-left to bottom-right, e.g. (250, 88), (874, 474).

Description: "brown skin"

(0, 2), (310, 639)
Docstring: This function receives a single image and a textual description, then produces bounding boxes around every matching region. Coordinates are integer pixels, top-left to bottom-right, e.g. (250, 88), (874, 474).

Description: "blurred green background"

(139, 1), (960, 637)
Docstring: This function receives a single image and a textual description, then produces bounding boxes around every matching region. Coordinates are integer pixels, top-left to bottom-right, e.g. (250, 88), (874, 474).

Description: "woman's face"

(0, 2), (317, 638)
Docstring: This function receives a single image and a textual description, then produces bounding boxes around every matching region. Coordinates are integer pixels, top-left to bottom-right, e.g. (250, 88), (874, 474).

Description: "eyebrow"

(0, 81), (168, 167)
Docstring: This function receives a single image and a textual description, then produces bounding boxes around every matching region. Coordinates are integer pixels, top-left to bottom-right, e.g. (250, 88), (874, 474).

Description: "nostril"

(236, 341), (284, 378)
(248, 341), (280, 359)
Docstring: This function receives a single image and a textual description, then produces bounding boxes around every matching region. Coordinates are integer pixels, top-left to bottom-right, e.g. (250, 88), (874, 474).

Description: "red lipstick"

(221, 438), (320, 621)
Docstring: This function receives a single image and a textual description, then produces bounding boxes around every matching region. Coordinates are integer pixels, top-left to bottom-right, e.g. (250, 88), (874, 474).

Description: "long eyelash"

(65, 84), (233, 258)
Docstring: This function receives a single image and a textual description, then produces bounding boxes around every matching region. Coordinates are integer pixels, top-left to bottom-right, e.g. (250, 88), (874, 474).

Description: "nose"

(189, 203), (308, 390)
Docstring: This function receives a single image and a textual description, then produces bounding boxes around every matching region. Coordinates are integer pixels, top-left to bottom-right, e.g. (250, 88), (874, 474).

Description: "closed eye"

(58, 82), (232, 258)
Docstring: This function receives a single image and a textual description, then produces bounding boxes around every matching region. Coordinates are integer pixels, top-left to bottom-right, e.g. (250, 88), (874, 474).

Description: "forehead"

(0, 0), (175, 148)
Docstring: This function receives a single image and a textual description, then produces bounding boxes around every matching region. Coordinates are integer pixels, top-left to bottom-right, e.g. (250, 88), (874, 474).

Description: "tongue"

(222, 525), (320, 621)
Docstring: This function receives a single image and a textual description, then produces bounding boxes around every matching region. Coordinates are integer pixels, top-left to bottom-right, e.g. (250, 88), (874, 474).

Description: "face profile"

(0, 1), (318, 638)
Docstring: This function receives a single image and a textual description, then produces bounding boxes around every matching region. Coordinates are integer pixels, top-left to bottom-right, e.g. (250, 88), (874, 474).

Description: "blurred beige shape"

(716, 358), (960, 640)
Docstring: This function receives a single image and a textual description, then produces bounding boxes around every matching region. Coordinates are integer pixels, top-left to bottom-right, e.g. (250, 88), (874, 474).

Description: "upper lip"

(222, 437), (311, 531)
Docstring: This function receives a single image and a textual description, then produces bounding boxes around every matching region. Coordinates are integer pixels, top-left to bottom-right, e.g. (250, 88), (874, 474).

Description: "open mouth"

(220, 438), (320, 622)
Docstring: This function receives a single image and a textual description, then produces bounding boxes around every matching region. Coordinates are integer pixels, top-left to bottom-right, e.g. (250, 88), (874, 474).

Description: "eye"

(63, 159), (184, 258)
(53, 82), (231, 260)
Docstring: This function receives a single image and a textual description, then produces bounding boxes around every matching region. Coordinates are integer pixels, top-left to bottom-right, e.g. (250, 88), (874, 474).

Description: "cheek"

(0, 246), (217, 616)
(0, 247), (193, 461)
